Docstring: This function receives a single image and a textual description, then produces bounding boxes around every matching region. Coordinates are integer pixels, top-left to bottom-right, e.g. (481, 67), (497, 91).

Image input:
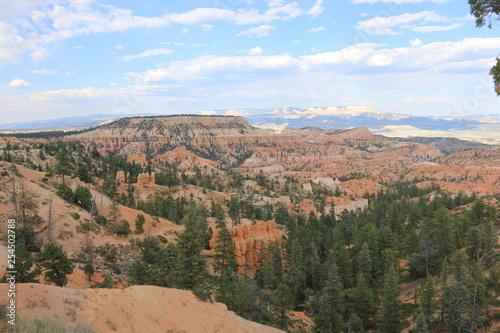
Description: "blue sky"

(0, 0), (499, 125)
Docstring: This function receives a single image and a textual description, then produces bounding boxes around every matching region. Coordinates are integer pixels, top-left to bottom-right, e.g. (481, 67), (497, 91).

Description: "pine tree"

(84, 262), (94, 281)
(36, 242), (74, 287)
(1, 243), (40, 283)
(213, 224), (238, 282)
(413, 311), (430, 333)
(175, 206), (211, 296)
(54, 149), (72, 183)
(134, 214), (145, 234)
(419, 277), (436, 322)
(377, 265), (401, 333)
(287, 238), (304, 301)
(108, 199), (121, 225)
(356, 242), (373, 282)
(315, 260), (344, 333)
(344, 313), (365, 333)
(351, 272), (375, 328)
(271, 283), (294, 329)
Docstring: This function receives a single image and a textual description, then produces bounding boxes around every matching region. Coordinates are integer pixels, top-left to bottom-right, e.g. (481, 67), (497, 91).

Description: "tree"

(213, 224), (238, 282)
(56, 183), (74, 202)
(286, 238), (304, 301)
(134, 214), (145, 234)
(413, 311), (430, 333)
(175, 205), (211, 296)
(351, 272), (375, 328)
(1, 243), (40, 283)
(271, 283), (294, 329)
(74, 185), (93, 211)
(343, 313), (365, 333)
(377, 265), (401, 333)
(36, 242), (74, 287)
(315, 260), (344, 333)
(356, 242), (373, 282)
(419, 277), (436, 322)
(84, 262), (94, 281)
(469, 0), (500, 94)
(75, 165), (92, 183)
(54, 149), (72, 183)
(108, 199), (121, 225)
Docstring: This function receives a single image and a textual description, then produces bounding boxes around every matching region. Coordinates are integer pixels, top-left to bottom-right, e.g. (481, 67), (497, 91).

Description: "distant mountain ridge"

(1, 107), (499, 145)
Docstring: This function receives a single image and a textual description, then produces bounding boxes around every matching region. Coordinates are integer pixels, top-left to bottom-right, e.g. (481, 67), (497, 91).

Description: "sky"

(0, 0), (499, 125)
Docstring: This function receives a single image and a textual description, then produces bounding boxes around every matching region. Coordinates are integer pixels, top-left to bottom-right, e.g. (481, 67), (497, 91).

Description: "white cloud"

(248, 46), (263, 55)
(308, 26), (326, 33)
(410, 38), (422, 47)
(123, 48), (174, 61)
(29, 69), (58, 75)
(0, 22), (34, 65)
(9, 79), (32, 87)
(356, 11), (448, 35)
(352, 0), (451, 3)
(31, 48), (49, 61)
(132, 37), (500, 87)
(0, 1), (306, 64)
(114, 44), (124, 50)
(308, 0), (324, 18)
(238, 25), (276, 37)
(412, 23), (463, 33)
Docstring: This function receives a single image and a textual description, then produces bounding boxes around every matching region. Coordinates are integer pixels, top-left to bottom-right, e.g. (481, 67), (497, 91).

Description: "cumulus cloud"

(133, 37), (500, 86)
(31, 48), (49, 61)
(123, 48), (174, 61)
(412, 23), (463, 33)
(0, 1), (306, 64)
(352, 0), (451, 3)
(308, 26), (326, 33)
(410, 38), (422, 47)
(238, 25), (276, 37)
(308, 0), (324, 17)
(356, 11), (448, 35)
(29, 69), (58, 75)
(9, 79), (32, 87)
(248, 46), (263, 55)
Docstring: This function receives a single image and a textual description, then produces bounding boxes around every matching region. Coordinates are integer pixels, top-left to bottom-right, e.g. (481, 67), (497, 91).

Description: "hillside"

(0, 283), (284, 333)
(0, 115), (498, 333)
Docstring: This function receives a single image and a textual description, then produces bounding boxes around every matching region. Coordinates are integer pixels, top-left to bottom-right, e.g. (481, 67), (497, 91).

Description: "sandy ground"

(0, 283), (285, 333)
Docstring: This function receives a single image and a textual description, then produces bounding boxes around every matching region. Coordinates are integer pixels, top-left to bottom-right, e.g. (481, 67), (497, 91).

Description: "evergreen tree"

(175, 205), (211, 296)
(134, 214), (145, 234)
(419, 277), (436, 322)
(315, 260), (344, 333)
(74, 185), (93, 211)
(287, 238), (304, 301)
(356, 242), (373, 282)
(36, 242), (74, 287)
(343, 313), (364, 333)
(84, 262), (94, 281)
(377, 265), (401, 333)
(351, 272), (374, 328)
(54, 149), (72, 183)
(413, 311), (430, 333)
(213, 224), (238, 282)
(271, 283), (294, 329)
(108, 199), (121, 225)
(1, 243), (40, 283)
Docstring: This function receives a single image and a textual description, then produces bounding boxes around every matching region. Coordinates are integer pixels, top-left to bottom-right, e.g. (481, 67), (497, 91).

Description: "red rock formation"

(136, 172), (155, 185)
(210, 220), (282, 270)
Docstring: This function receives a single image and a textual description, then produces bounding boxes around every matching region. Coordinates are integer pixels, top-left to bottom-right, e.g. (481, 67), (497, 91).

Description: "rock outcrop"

(210, 220), (282, 270)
